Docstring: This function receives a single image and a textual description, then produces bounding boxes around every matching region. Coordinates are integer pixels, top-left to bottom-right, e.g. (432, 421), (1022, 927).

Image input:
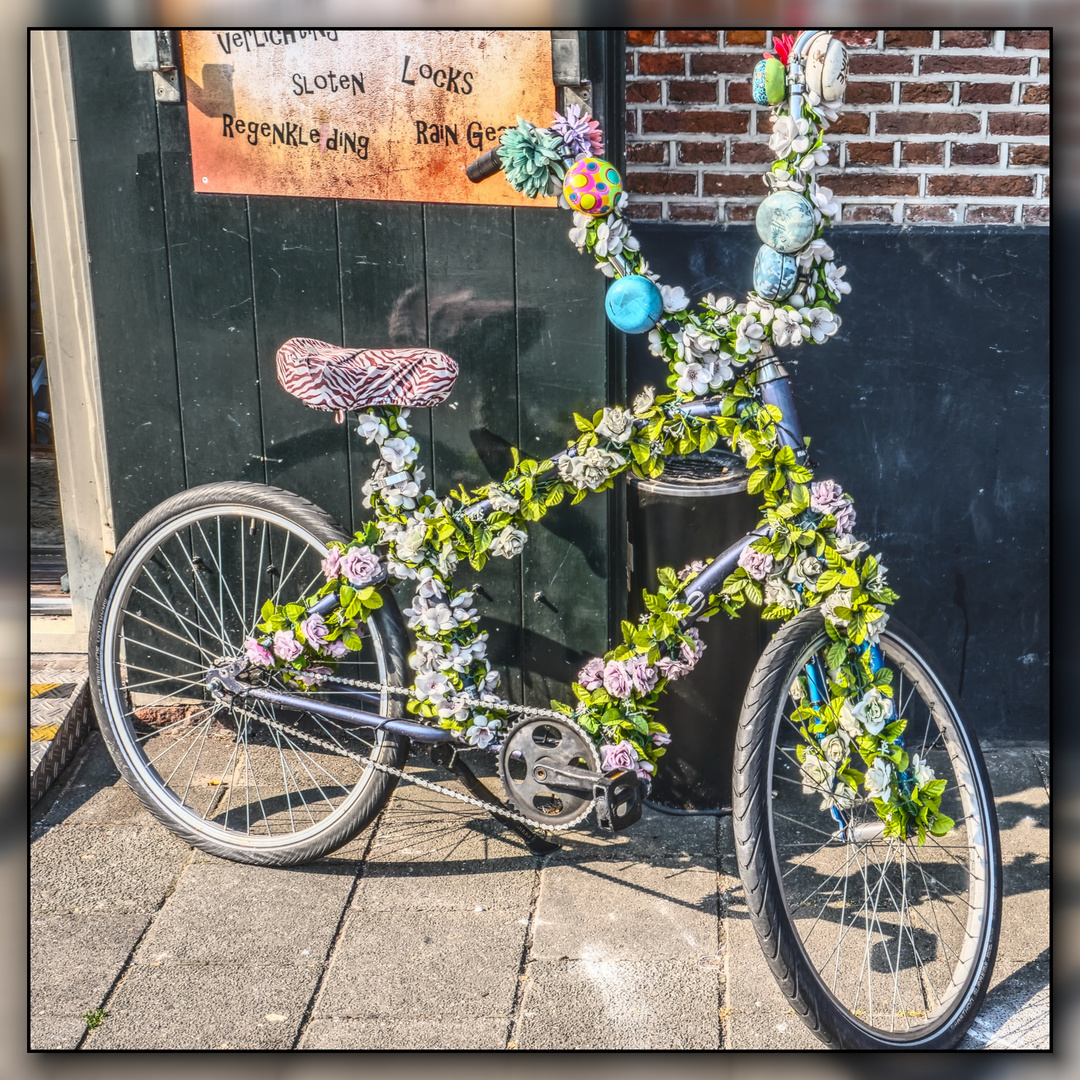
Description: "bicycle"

(88, 30), (1001, 1050)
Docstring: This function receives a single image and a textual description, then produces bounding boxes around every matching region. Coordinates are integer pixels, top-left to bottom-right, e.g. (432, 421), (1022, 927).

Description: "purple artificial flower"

(652, 729), (672, 747)
(810, 479), (846, 514)
(600, 740), (640, 774)
(323, 637), (351, 659)
(602, 659), (633, 699)
(301, 613), (331, 649)
(321, 548), (342, 580)
(578, 656), (606, 691)
(339, 546), (382, 586)
(243, 638), (274, 667)
(678, 559), (707, 582)
(273, 630), (303, 662)
(738, 546), (775, 581)
(833, 500), (857, 537)
(627, 654), (658, 695)
(304, 666), (333, 684)
(551, 104), (604, 158)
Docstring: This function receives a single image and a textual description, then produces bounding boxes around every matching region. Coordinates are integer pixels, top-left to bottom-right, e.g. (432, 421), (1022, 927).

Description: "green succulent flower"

(499, 118), (567, 199)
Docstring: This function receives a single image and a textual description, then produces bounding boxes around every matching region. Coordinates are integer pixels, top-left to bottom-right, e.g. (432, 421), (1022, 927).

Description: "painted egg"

(802, 31), (848, 103)
(563, 157), (623, 216)
(752, 245), (799, 302)
(605, 274), (663, 334)
(751, 57), (786, 106)
(755, 190), (816, 254)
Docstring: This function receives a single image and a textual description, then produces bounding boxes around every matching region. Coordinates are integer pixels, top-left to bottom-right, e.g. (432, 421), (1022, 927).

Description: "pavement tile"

(132, 855), (357, 967)
(299, 1015), (509, 1050)
(85, 962), (316, 1050)
(515, 958), (721, 1049)
(314, 907), (527, 1021)
(30, 824), (191, 915)
(31, 913), (149, 1020)
(548, 806), (718, 863)
(29, 1013), (89, 1052)
(532, 859), (719, 962)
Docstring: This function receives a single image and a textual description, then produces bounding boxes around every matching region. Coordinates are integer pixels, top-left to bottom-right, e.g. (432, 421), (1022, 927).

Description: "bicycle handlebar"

(465, 147), (504, 183)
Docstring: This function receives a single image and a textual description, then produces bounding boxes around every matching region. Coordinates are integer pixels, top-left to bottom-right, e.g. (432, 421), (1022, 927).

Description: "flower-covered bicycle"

(89, 30), (1000, 1049)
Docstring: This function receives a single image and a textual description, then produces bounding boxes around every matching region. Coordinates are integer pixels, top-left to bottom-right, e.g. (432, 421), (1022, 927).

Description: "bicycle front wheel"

(89, 482), (409, 866)
(733, 608), (1001, 1049)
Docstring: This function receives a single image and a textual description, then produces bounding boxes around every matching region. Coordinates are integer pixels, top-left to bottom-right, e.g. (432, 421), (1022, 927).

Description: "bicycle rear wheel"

(89, 482), (409, 866)
(733, 608), (1001, 1048)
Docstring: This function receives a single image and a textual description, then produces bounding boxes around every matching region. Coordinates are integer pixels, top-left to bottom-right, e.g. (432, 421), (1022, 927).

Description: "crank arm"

(531, 758), (603, 796)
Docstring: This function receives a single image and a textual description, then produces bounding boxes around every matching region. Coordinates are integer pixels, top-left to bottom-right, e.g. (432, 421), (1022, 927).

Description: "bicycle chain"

(228, 698), (596, 833)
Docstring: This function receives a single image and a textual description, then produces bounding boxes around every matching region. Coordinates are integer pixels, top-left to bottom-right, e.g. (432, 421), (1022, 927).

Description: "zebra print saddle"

(276, 337), (459, 415)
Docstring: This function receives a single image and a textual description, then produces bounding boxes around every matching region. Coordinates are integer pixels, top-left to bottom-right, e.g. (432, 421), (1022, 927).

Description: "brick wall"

(624, 29), (1050, 225)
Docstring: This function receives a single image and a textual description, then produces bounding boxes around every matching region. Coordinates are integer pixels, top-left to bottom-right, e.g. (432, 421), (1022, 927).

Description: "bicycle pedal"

(593, 769), (644, 832)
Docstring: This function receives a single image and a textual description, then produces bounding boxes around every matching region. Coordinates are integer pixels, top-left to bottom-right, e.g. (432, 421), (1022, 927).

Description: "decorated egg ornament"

(756, 189), (816, 254)
(802, 31), (849, 103)
(604, 274), (663, 334)
(752, 56), (787, 106)
(752, 245), (799, 302)
(563, 157), (623, 215)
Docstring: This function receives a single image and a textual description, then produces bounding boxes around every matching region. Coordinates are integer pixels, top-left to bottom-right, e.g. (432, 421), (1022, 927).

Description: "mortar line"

(504, 850), (548, 1049)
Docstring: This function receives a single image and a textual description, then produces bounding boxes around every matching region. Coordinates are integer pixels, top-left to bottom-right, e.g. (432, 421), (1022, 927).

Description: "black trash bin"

(627, 448), (767, 810)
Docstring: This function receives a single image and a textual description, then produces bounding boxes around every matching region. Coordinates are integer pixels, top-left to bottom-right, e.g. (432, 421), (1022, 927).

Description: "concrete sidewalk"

(30, 730), (1048, 1051)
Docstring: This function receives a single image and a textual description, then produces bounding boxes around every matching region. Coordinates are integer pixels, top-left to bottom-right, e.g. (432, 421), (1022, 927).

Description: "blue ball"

(753, 245), (799, 301)
(605, 274), (663, 334)
(756, 189), (816, 254)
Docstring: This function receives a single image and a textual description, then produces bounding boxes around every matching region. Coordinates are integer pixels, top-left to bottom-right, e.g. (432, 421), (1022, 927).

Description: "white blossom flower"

(801, 752), (836, 796)
(911, 753), (936, 789)
(734, 314), (766, 355)
(772, 308), (810, 348)
(808, 182), (840, 223)
(465, 715), (502, 749)
(824, 262), (852, 296)
(833, 534), (869, 562)
(797, 144), (830, 173)
(596, 260), (617, 279)
(596, 406), (634, 443)
(660, 284), (690, 313)
(765, 166), (807, 193)
(768, 114), (811, 159)
(490, 525), (528, 559)
(646, 327), (665, 358)
(805, 306), (841, 342)
(355, 412), (389, 443)
(679, 324), (720, 361)
(380, 435), (419, 472)
(865, 757), (894, 802)
(806, 89), (840, 125)
(450, 592), (478, 624)
(413, 669), (451, 702)
(796, 237), (835, 271)
(409, 601), (457, 636)
(706, 354), (734, 388)
(381, 475), (423, 510)
(744, 296), (776, 323)
(394, 522), (427, 562)
(703, 293), (735, 314)
(632, 385), (657, 415)
(674, 360), (710, 397)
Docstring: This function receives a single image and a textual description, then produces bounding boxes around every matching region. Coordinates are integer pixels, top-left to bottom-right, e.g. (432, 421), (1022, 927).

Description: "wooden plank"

(513, 206), (610, 707)
(156, 104), (264, 488)
(423, 203), (522, 699)
(248, 197), (351, 530)
(67, 31), (184, 537)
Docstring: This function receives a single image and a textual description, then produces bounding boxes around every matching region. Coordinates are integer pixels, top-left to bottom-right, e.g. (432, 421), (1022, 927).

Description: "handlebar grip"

(465, 147), (503, 183)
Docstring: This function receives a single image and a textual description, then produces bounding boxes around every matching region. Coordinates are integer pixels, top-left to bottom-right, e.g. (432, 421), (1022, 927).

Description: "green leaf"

(261, 599), (276, 622)
(929, 813), (955, 837)
(343, 632), (364, 651)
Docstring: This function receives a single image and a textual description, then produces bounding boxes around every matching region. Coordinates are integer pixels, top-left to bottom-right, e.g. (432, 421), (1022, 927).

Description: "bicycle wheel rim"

(767, 624), (996, 1043)
(99, 502), (391, 855)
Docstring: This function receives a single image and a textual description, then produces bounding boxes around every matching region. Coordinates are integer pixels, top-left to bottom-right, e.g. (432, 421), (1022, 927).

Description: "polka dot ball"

(563, 157), (623, 216)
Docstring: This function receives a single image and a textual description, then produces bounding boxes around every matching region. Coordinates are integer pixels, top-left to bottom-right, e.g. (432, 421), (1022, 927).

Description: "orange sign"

(180, 30), (559, 206)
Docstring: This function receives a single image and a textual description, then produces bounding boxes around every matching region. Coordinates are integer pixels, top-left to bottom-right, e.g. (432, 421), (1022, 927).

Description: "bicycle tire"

(89, 482), (410, 867)
(732, 607), (1001, 1048)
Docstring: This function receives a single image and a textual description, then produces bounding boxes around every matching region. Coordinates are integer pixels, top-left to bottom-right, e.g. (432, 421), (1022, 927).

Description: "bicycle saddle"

(277, 336), (459, 414)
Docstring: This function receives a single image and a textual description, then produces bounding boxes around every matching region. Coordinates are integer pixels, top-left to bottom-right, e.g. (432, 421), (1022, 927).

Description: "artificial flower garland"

(246, 84), (952, 842)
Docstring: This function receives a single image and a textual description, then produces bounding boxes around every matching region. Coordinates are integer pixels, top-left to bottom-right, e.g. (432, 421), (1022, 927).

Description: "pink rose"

(602, 659), (632, 699)
(627, 654), (658, 695)
(600, 740), (640, 774)
(810, 479), (845, 514)
(339, 546), (382, 585)
(321, 548), (342, 580)
(738, 546), (774, 581)
(578, 657), (605, 691)
(678, 559), (707, 582)
(833, 501), (856, 538)
(323, 637), (351, 658)
(301, 613), (331, 649)
(652, 729), (672, 747)
(243, 638), (274, 667)
(273, 630), (303, 662)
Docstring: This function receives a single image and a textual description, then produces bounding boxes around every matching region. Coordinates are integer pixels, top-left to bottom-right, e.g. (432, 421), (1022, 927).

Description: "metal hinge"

(550, 30), (591, 112)
(130, 30), (181, 103)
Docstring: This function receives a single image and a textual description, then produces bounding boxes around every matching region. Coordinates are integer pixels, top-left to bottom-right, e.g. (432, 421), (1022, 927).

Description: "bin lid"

(629, 447), (751, 497)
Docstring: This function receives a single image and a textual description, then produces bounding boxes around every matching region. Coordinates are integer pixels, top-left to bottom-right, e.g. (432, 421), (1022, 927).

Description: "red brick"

(829, 113), (870, 135)
(965, 205), (1016, 224)
(757, 113), (775, 134)
(851, 54), (913, 74)
(960, 82), (1013, 104)
(1023, 204), (1050, 224)
(626, 30), (657, 47)
(844, 205), (895, 223)
(626, 52), (634, 75)
(703, 173), (767, 196)
(666, 30), (718, 46)
(901, 141), (944, 165)
(828, 174), (920, 196)
(626, 80), (660, 104)
(1044, 175), (1050, 198)
(885, 30), (933, 47)
(1022, 83), (1050, 105)
(670, 79), (718, 104)
(626, 141), (667, 164)
(730, 142), (773, 164)
(627, 171), (698, 195)
(726, 30), (766, 46)
(845, 141), (894, 165)
(905, 203), (958, 223)
(876, 111), (981, 135)
(626, 110), (637, 135)
(668, 202), (718, 222)
(639, 53), (686, 76)
(835, 30), (877, 47)
(691, 53), (756, 75)
(951, 142), (1000, 165)
(726, 204), (758, 222)
(989, 112), (1049, 136)
(644, 110), (749, 135)
(846, 81), (893, 104)
(1005, 30), (1050, 50)
(901, 82), (953, 104)
(678, 141), (726, 164)
(1039, 57), (1049, 74)
(926, 174), (1034, 196)
(921, 55), (1029, 75)
(727, 81), (754, 104)
(1009, 143), (1050, 166)
(940, 30), (993, 48)
(626, 201), (662, 221)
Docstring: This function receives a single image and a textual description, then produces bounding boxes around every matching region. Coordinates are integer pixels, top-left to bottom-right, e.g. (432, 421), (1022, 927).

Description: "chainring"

(498, 715), (602, 826)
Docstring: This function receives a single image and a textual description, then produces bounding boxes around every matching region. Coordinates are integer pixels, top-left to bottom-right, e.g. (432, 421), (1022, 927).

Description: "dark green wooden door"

(70, 29), (620, 707)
